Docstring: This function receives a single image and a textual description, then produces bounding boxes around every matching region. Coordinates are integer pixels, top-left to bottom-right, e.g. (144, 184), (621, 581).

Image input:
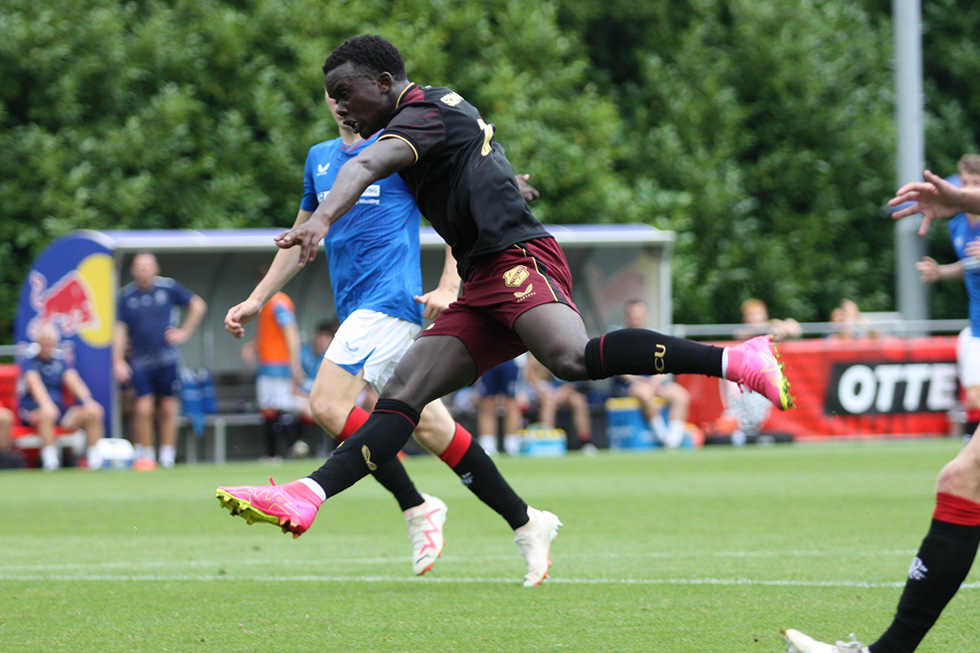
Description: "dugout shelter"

(14, 225), (674, 450)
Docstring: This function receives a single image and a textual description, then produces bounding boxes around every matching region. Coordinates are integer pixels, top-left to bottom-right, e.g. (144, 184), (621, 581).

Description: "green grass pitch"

(1, 439), (977, 651)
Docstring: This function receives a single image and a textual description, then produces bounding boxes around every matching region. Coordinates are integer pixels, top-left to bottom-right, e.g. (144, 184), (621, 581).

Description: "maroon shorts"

(419, 237), (579, 377)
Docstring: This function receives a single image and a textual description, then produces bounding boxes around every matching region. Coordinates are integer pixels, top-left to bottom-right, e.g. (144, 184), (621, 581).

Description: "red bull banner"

(676, 337), (959, 441)
(15, 232), (115, 433)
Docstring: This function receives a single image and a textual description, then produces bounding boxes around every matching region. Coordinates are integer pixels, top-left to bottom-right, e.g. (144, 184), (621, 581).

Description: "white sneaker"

(404, 493), (448, 576)
(514, 507), (562, 587)
(782, 629), (869, 653)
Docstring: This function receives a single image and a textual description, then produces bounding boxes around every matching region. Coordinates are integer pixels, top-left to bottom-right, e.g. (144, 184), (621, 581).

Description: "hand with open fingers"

(888, 170), (965, 235)
(275, 219), (329, 267)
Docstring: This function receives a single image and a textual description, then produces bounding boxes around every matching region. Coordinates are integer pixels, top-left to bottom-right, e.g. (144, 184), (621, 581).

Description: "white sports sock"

(478, 434), (499, 454)
(159, 445), (176, 467)
(665, 419), (686, 449)
(299, 477), (327, 501)
(41, 445), (60, 470)
(86, 445), (103, 470)
(503, 433), (521, 456)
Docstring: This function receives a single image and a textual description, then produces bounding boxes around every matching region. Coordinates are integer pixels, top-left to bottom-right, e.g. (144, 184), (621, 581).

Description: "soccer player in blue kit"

(114, 253), (207, 469)
(915, 155), (980, 439)
(217, 34), (791, 586)
(222, 88), (559, 584)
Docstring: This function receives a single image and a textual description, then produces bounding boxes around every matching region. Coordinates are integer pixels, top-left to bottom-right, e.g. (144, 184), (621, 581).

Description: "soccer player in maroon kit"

(216, 35), (792, 586)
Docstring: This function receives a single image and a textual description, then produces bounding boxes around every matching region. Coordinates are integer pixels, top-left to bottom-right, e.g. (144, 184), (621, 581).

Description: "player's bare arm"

(225, 209), (313, 338)
(889, 170), (971, 234)
(415, 245), (461, 320)
(276, 138), (416, 266)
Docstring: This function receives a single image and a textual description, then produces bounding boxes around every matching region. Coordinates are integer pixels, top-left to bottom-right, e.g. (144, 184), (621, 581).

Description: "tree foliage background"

(2, 0), (979, 340)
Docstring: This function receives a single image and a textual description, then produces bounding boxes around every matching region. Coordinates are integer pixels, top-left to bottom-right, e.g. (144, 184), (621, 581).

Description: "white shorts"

(256, 375), (308, 414)
(325, 309), (421, 393)
(958, 327), (980, 388)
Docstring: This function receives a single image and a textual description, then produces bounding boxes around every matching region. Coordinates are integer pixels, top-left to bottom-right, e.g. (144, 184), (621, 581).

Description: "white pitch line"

(0, 548), (921, 572)
(0, 573), (978, 590)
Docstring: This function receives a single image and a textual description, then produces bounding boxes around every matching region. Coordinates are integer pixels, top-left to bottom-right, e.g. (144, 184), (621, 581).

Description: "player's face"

(325, 62), (392, 139)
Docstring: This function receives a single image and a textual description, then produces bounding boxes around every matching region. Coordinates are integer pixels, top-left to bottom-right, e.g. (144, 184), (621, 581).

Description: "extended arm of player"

(275, 138), (417, 266)
(890, 170), (980, 235)
(225, 209), (314, 339)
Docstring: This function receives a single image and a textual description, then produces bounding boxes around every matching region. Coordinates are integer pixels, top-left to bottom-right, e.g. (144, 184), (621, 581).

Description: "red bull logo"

(28, 270), (101, 338)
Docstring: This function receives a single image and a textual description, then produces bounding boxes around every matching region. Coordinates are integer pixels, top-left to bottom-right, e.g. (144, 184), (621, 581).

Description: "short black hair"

(322, 34), (406, 80)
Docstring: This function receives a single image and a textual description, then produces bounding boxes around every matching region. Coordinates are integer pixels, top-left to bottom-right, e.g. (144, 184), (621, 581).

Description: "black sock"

(308, 399), (420, 499)
(870, 519), (980, 653)
(585, 329), (724, 380)
(370, 458), (425, 512)
(263, 414), (280, 457)
(452, 439), (529, 530)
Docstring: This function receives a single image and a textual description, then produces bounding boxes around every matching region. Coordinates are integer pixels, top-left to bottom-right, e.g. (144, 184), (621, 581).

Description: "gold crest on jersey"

(440, 92), (464, 106)
(503, 265), (530, 287)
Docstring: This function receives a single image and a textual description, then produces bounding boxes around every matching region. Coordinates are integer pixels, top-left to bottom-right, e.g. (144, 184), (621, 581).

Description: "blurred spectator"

(614, 299), (691, 448)
(525, 353), (595, 452)
(828, 298), (878, 340)
(114, 252), (207, 469)
(475, 359), (524, 455)
(19, 322), (105, 470)
(299, 319), (338, 397)
(916, 154), (980, 437)
(242, 279), (306, 461)
(735, 298), (801, 341)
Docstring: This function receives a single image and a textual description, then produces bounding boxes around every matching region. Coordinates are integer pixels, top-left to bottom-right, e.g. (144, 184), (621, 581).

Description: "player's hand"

(888, 170), (965, 235)
(224, 299), (261, 338)
(415, 285), (457, 320)
(516, 174), (540, 203)
(164, 326), (189, 346)
(275, 218), (329, 267)
(113, 358), (132, 384)
(965, 239), (980, 260)
(915, 256), (940, 283)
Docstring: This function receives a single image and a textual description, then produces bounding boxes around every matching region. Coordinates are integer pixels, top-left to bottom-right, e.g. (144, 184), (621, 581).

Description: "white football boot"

(405, 494), (448, 576)
(782, 629), (870, 653)
(514, 507), (562, 587)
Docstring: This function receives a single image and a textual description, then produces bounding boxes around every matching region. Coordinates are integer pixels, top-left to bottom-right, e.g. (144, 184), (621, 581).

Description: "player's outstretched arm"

(276, 138), (416, 266)
(889, 170), (975, 235)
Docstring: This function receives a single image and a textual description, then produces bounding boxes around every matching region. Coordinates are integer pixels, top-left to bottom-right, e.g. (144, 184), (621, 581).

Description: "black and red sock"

(870, 492), (980, 653)
(308, 399), (419, 499)
(335, 406), (425, 512)
(584, 329), (723, 380)
(440, 423), (529, 530)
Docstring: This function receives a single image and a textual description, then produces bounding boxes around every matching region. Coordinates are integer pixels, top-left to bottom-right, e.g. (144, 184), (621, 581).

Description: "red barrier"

(675, 337), (959, 441)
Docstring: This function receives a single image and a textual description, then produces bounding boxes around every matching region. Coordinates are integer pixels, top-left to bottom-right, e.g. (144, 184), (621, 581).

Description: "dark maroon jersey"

(379, 84), (551, 279)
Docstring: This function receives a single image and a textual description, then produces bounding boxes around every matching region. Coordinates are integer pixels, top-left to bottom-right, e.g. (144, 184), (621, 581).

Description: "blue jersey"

(948, 214), (980, 334)
(117, 277), (195, 368)
(18, 348), (71, 413)
(300, 133), (424, 326)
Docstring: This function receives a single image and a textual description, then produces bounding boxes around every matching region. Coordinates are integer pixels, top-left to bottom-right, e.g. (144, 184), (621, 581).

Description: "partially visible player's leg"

(784, 439), (980, 653)
(865, 439), (980, 653)
(309, 357), (427, 513)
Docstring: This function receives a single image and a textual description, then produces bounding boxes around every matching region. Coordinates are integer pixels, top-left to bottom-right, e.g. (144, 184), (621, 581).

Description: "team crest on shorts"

(503, 265), (530, 287)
